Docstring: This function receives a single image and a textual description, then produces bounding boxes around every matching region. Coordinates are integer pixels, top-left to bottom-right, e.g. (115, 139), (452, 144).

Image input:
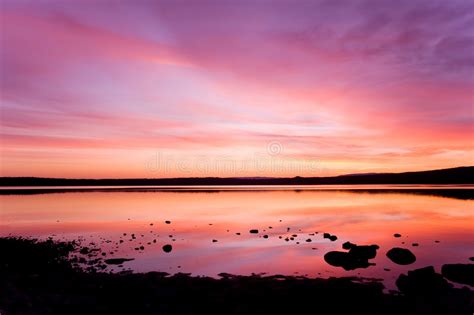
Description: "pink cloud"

(1, 1), (472, 177)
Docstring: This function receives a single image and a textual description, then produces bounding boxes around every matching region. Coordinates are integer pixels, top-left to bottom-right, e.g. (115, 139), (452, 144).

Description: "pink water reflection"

(1, 188), (472, 288)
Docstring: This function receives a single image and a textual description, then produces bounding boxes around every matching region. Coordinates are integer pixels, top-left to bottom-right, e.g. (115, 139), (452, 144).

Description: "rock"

(349, 245), (379, 260)
(235, 233), (241, 235)
(324, 243), (379, 271)
(386, 248), (416, 265)
(324, 251), (374, 271)
(249, 229), (259, 234)
(470, 257), (474, 262)
(323, 233), (337, 241)
(412, 243), (419, 247)
(212, 239), (218, 243)
(396, 266), (452, 295)
(165, 221), (171, 224)
(79, 247), (90, 255)
(393, 233), (401, 238)
(263, 235), (269, 239)
(104, 258), (134, 265)
(441, 264), (474, 286)
(305, 238), (312, 242)
(342, 242), (356, 250)
(162, 244), (172, 253)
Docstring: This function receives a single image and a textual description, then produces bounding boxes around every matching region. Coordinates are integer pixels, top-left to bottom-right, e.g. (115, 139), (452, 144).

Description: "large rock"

(386, 247), (416, 265)
(441, 264), (474, 286)
(348, 244), (378, 260)
(323, 243), (379, 271)
(396, 266), (451, 295)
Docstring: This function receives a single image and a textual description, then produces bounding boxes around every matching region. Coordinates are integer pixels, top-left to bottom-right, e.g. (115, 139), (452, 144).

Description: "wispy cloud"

(1, 0), (472, 177)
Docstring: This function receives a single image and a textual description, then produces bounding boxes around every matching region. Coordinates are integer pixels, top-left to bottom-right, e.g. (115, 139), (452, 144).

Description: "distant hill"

(1, 166), (473, 186)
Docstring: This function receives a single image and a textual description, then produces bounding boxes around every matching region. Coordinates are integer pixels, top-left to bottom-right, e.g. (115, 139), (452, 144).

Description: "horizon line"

(1, 166), (472, 181)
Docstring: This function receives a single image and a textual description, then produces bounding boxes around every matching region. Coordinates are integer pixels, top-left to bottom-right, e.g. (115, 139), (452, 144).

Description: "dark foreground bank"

(0, 238), (472, 315)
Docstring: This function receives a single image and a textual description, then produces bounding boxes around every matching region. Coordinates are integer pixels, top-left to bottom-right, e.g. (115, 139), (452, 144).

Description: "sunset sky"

(1, 0), (473, 178)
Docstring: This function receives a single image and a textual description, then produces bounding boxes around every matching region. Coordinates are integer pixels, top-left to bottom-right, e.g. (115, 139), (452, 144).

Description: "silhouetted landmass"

(0, 237), (472, 315)
(1, 166), (473, 186)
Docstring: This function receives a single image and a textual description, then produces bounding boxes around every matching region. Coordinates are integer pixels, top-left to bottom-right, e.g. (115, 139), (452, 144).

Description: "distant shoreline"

(1, 166), (473, 186)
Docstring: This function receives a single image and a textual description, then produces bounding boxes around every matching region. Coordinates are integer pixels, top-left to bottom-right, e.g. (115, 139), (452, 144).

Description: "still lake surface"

(1, 185), (473, 288)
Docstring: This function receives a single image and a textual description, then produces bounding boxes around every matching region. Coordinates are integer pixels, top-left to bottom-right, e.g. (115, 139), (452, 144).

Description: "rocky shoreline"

(0, 237), (472, 315)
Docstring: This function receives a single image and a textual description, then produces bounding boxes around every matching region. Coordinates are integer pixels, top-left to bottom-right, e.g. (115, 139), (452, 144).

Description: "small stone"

(342, 241), (356, 250)
(162, 244), (172, 253)
(104, 258), (134, 265)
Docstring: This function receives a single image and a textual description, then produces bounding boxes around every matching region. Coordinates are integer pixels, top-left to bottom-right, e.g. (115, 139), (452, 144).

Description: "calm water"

(1, 185), (473, 288)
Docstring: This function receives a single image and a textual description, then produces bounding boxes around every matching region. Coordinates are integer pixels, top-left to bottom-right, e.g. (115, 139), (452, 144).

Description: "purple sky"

(1, 0), (473, 178)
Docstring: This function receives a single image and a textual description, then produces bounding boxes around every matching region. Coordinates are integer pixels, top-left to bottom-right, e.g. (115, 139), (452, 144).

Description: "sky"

(1, 0), (473, 178)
